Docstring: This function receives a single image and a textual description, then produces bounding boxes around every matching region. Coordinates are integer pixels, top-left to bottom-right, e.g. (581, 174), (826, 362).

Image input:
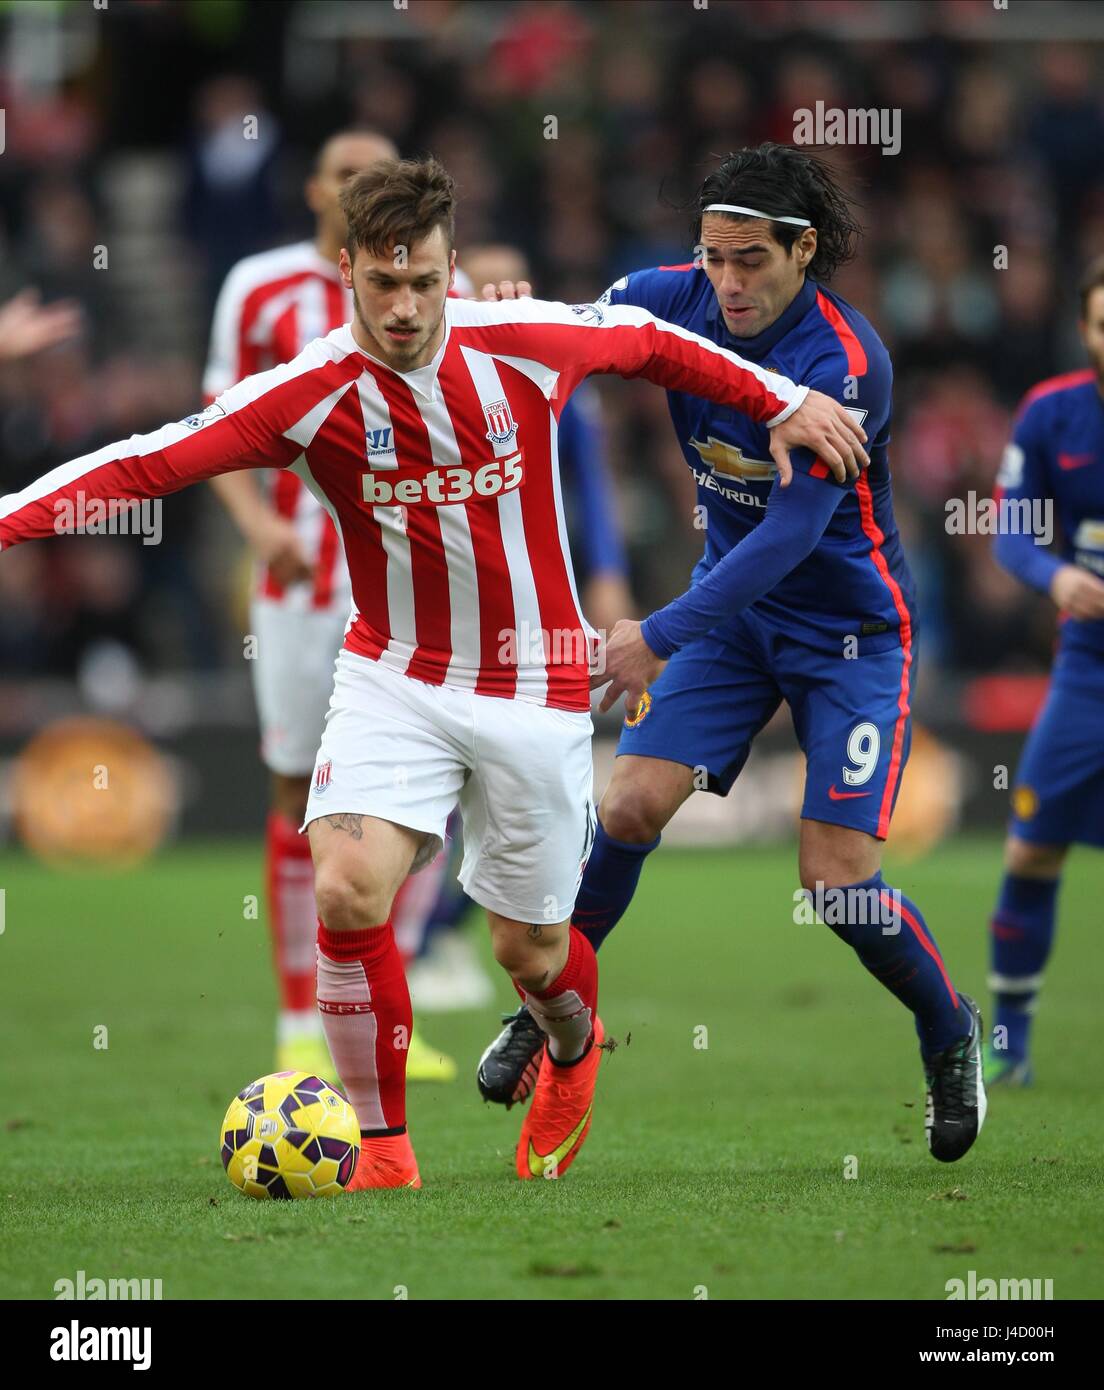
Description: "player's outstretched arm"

(0, 361), (325, 551)
(540, 299), (868, 484)
(480, 286), (868, 483)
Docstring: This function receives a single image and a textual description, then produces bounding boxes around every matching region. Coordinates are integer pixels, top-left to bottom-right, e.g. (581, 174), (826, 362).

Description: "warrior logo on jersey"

(484, 399), (519, 446)
(689, 435), (777, 483)
(366, 426), (395, 459)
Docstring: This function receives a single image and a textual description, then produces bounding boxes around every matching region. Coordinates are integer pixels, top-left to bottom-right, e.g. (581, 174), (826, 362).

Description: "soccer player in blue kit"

(479, 144), (986, 1163)
(983, 256), (1104, 1087)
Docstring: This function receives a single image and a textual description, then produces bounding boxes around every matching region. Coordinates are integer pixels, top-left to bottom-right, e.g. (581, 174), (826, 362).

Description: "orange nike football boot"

(516, 1017), (604, 1180)
(346, 1132), (421, 1191)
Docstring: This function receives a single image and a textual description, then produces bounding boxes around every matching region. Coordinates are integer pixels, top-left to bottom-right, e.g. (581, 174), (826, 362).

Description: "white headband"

(703, 202), (812, 227)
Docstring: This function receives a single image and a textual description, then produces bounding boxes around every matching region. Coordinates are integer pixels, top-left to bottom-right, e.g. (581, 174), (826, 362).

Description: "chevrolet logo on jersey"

(688, 435), (777, 483)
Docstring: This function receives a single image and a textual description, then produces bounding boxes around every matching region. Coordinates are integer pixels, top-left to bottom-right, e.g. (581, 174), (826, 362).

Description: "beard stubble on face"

(352, 288), (446, 371)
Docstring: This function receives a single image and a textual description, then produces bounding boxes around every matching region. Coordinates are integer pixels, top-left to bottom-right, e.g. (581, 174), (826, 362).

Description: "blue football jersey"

(599, 265), (915, 655)
(995, 368), (1104, 656)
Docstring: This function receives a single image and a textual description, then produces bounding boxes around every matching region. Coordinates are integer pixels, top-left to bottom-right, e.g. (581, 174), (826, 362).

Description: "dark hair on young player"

(1078, 254), (1104, 318)
(691, 143), (862, 283)
(340, 156), (456, 260)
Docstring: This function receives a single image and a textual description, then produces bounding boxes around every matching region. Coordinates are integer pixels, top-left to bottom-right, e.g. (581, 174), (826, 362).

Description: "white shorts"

(250, 596), (350, 777)
(302, 650), (596, 923)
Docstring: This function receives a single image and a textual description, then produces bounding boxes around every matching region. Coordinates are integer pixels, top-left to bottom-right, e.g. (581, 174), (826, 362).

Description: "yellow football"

(220, 1071), (359, 1199)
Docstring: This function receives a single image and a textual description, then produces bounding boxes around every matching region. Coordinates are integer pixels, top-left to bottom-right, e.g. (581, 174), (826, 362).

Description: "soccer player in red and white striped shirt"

(0, 157), (867, 1188)
(203, 129), (455, 1084)
(205, 128), (391, 1078)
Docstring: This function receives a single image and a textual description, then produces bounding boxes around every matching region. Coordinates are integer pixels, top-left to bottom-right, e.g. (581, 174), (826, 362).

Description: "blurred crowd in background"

(2, 0), (1103, 709)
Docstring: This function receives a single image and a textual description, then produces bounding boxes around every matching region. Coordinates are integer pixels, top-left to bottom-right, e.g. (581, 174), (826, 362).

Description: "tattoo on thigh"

(320, 813), (365, 840)
(527, 922), (543, 938)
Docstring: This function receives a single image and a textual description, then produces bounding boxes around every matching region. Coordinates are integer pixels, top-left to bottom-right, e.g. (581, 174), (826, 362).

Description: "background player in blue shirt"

(478, 144), (986, 1162)
(984, 257), (1104, 1086)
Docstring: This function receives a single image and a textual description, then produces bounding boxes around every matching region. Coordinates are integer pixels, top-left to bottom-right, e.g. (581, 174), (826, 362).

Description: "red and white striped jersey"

(204, 239), (351, 611)
(1, 296), (807, 711)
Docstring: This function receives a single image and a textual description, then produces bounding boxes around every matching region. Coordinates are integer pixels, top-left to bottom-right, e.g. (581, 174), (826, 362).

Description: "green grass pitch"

(0, 837), (1100, 1301)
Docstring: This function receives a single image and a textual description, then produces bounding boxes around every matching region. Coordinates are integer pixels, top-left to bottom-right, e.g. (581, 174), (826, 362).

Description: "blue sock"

(814, 872), (967, 1059)
(989, 873), (1059, 1062)
(571, 820), (660, 952)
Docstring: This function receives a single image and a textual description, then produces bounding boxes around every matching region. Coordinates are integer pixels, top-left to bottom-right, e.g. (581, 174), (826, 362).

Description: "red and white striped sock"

(316, 920), (411, 1133)
(524, 927), (599, 1064)
(265, 812), (319, 1023)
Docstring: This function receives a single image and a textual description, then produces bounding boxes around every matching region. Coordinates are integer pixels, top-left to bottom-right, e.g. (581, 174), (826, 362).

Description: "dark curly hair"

(691, 144), (862, 283)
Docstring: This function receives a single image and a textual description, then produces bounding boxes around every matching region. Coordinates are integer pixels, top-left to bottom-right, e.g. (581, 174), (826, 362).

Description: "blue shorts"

(1010, 643), (1104, 849)
(618, 609), (913, 840)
